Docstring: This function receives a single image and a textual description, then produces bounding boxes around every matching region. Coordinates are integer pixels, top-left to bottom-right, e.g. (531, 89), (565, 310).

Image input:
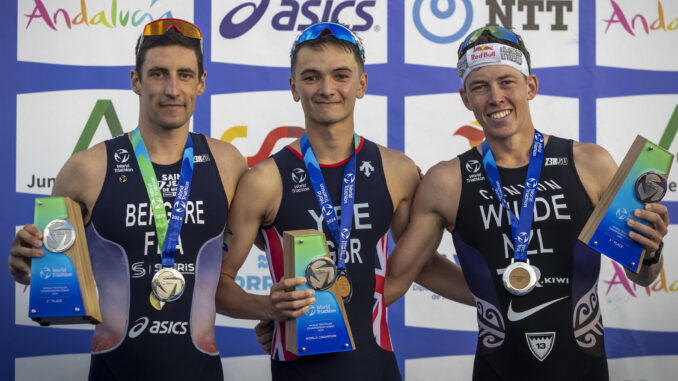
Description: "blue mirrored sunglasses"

(457, 26), (523, 58)
(291, 22), (364, 60)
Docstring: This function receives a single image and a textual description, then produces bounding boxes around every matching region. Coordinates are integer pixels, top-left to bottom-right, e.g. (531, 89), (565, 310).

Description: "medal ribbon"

(300, 133), (359, 271)
(481, 130), (544, 262)
(131, 127), (194, 267)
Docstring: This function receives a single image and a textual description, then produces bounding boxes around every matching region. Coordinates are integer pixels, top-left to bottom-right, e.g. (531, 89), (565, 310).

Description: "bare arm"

(215, 159), (315, 320)
(385, 155), (473, 306)
(206, 138), (248, 209)
(9, 143), (106, 284)
(574, 142), (668, 286)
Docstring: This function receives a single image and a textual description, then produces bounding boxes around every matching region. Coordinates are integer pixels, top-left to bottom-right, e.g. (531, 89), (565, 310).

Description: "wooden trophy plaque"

(29, 196), (101, 325)
(284, 229), (355, 355)
(579, 136), (673, 273)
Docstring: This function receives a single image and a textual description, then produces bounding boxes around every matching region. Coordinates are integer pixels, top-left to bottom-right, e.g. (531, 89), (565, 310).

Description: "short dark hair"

(135, 29), (203, 80)
(290, 29), (365, 77)
(460, 30), (531, 73)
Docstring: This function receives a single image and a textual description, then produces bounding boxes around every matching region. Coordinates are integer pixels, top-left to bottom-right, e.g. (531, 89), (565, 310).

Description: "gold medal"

(335, 271), (353, 303)
(149, 292), (165, 310)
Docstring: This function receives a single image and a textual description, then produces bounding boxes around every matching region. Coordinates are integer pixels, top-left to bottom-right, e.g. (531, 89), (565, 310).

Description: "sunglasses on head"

(290, 22), (364, 60)
(137, 18), (203, 55)
(457, 26), (524, 58)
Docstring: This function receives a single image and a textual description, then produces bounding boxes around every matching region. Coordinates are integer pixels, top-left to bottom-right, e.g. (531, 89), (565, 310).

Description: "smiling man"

(215, 22), (471, 381)
(385, 26), (669, 380)
(9, 19), (246, 380)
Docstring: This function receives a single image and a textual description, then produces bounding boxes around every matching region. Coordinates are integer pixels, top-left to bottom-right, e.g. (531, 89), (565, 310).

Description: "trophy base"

(579, 136), (673, 273)
(29, 197), (102, 325)
(283, 230), (355, 356)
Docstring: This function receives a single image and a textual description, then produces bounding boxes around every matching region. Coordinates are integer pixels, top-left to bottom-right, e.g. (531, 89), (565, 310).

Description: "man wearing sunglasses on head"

(215, 22), (472, 380)
(9, 18), (246, 380)
(385, 26), (669, 380)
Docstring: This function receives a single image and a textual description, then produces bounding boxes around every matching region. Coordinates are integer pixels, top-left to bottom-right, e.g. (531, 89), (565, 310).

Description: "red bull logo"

(473, 45), (494, 53)
(470, 49), (496, 61)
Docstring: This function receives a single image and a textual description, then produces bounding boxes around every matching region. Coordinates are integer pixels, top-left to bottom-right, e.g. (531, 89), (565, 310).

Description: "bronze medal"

(503, 260), (537, 296)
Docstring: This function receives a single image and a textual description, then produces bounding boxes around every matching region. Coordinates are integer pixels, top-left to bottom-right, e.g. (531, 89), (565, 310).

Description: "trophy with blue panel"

(29, 196), (101, 325)
(579, 135), (673, 272)
(284, 229), (355, 355)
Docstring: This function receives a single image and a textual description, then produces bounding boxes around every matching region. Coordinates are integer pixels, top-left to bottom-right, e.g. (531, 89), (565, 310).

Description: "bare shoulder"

(377, 144), (420, 205)
(234, 157), (283, 225)
(417, 157), (462, 230)
(573, 141), (616, 170)
(423, 157), (461, 190)
(573, 141), (618, 206)
(205, 136), (246, 164)
(245, 157), (281, 182)
(205, 136), (247, 175)
(205, 137), (247, 204)
(53, 141), (107, 220)
(377, 144), (417, 170)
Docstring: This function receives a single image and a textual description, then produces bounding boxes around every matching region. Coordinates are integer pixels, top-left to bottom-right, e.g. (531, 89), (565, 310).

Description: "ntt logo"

(219, 0), (377, 39)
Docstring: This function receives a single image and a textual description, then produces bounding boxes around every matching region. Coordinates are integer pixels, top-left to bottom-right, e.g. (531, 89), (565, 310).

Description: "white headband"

(457, 43), (530, 84)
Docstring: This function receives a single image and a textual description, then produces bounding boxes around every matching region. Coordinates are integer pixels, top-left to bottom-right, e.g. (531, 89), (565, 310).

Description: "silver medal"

(503, 259), (537, 296)
(42, 219), (76, 253)
(151, 268), (185, 302)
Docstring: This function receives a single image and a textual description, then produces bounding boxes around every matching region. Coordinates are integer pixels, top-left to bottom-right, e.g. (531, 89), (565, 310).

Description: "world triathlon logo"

(526, 178), (538, 188)
(516, 232), (530, 245)
(114, 149), (130, 164)
(413, 0), (474, 44)
(292, 168), (307, 184)
(466, 159), (481, 173)
(39, 267), (52, 280)
(322, 204), (334, 216)
(173, 200), (186, 213)
(616, 208), (629, 220)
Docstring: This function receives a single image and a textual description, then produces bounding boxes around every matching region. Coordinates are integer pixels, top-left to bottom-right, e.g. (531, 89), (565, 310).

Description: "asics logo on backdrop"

(220, 0), (377, 39)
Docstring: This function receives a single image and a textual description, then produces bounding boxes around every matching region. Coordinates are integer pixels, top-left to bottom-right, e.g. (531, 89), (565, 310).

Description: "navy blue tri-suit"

(85, 133), (227, 380)
(454, 136), (609, 381)
(261, 137), (402, 381)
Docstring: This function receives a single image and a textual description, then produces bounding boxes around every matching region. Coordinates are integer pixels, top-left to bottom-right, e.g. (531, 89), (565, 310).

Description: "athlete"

(215, 22), (472, 380)
(385, 26), (668, 380)
(8, 19), (246, 380)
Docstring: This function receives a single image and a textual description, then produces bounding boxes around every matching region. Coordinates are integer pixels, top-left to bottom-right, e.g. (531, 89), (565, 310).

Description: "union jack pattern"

(372, 233), (393, 351)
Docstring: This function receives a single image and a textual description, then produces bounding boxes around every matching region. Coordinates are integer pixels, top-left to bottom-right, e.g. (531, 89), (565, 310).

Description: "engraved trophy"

(29, 197), (101, 325)
(579, 136), (673, 273)
(284, 229), (355, 355)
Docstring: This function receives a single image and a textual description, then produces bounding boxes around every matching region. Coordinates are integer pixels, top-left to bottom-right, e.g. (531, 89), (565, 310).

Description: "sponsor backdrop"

(2, 0), (678, 380)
